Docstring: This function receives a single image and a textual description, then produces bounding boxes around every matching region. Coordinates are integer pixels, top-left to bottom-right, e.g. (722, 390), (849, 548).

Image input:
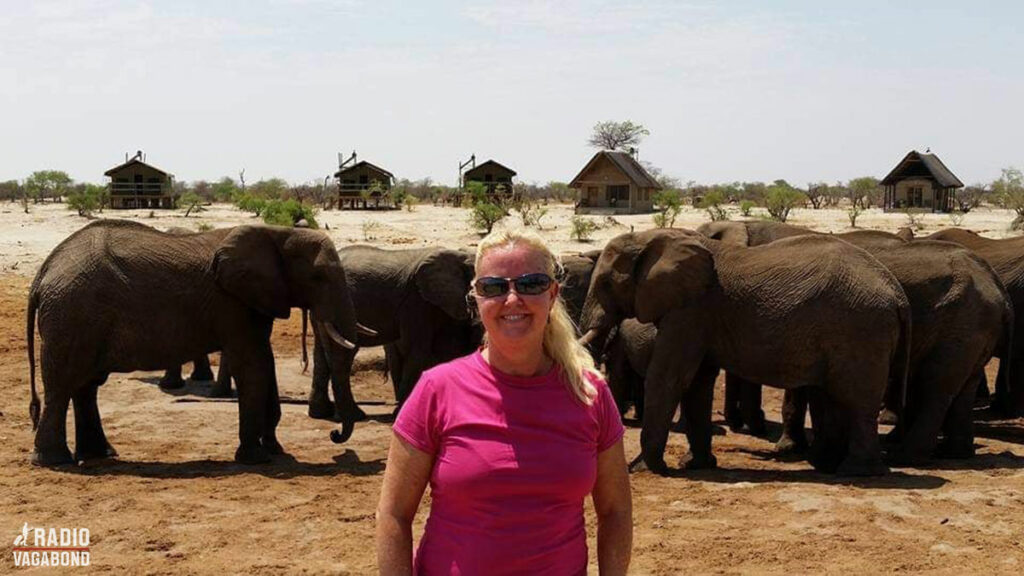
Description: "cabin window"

(608, 185), (630, 204)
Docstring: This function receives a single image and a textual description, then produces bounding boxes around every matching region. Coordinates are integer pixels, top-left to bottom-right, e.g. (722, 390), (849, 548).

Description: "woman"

(376, 229), (632, 575)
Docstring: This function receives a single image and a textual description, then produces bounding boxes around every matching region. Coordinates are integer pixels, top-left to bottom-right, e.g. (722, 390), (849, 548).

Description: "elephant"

(899, 227), (1024, 417)
(26, 220), (363, 466)
(700, 221), (1014, 461)
(580, 228), (911, 476)
(559, 250), (602, 326)
(603, 318), (656, 419)
(308, 245), (479, 420)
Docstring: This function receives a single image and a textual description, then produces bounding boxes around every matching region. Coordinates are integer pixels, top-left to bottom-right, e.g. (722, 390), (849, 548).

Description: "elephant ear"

(416, 250), (472, 321)
(213, 226), (291, 319)
(634, 234), (713, 324)
(700, 221), (749, 246)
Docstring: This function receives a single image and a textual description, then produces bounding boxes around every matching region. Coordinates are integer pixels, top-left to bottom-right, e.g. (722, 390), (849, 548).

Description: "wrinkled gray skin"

(700, 221), (1013, 462)
(900, 227), (1024, 417)
(159, 227), (232, 394)
(581, 228), (910, 476)
(603, 319), (656, 419)
(308, 246), (479, 419)
(26, 221), (362, 466)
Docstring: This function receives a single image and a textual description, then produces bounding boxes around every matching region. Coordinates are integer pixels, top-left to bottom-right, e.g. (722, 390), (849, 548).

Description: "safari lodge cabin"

(462, 159), (517, 201)
(104, 152), (175, 209)
(571, 150), (661, 214)
(881, 150), (963, 213)
(335, 155), (395, 210)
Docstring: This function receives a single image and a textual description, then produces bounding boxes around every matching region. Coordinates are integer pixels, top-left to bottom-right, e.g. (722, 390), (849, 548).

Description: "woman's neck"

(482, 345), (553, 377)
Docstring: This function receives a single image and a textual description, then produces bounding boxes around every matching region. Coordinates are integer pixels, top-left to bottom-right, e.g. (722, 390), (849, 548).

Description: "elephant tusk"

(322, 322), (356, 350)
(579, 328), (602, 347)
(356, 322), (378, 337)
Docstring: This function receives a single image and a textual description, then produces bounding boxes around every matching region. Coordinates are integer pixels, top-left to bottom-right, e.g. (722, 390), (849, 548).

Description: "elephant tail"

(887, 302), (912, 421)
(27, 287), (40, 430)
(300, 308), (309, 374)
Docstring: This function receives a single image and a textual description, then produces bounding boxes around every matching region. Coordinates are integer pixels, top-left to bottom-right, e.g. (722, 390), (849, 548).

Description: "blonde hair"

(474, 228), (599, 405)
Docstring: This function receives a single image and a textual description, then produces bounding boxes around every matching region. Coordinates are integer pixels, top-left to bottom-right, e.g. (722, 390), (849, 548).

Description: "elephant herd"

(25, 219), (1024, 477)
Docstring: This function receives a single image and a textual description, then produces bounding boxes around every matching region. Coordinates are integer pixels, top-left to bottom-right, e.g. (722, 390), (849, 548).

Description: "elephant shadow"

(665, 466), (949, 490)
(59, 449), (386, 479)
(973, 418), (1024, 446)
(900, 449), (1024, 472)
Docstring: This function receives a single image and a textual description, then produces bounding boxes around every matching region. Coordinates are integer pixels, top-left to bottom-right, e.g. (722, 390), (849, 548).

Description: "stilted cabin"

(462, 159), (517, 202)
(104, 151), (175, 209)
(881, 150), (963, 213)
(571, 150), (661, 214)
(335, 152), (395, 209)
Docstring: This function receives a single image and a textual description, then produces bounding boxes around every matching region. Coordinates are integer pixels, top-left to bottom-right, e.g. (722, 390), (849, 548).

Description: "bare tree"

(588, 120), (649, 150)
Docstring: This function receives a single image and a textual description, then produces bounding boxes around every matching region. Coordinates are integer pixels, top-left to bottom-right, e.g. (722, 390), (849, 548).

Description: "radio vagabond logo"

(12, 523), (90, 568)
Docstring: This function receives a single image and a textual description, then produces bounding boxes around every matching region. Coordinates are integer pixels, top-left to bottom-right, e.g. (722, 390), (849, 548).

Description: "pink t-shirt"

(392, 350), (625, 576)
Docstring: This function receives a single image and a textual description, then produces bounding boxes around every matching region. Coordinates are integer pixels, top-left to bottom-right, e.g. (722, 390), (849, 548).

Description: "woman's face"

(474, 243), (560, 357)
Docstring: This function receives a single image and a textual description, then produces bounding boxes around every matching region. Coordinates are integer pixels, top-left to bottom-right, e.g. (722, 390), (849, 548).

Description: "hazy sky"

(3, 0), (1022, 187)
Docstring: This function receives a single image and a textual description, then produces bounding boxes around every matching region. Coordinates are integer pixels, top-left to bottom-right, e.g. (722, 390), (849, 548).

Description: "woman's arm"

(376, 432), (435, 575)
(592, 438), (632, 576)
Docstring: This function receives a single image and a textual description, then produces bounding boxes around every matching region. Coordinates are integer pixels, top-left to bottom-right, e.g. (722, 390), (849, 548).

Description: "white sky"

(2, 0), (1022, 187)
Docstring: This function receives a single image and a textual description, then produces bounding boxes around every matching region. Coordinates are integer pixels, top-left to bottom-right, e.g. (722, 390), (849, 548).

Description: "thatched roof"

(464, 159), (517, 180)
(569, 150), (662, 189)
(104, 157), (169, 177)
(880, 150), (964, 188)
(334, 160), (394, 180)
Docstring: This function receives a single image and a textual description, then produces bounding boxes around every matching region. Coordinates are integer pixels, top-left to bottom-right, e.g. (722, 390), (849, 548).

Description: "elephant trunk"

(579, 297), (619, 363)
(330, 420), (355, 444)
(311, 299), (362, 443)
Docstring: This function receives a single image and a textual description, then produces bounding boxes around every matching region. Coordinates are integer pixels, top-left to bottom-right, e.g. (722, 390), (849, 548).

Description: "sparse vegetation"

(515, 197), (548, 229)
(765, 181), (806, 222)
(66, 184), (105, 217)
(993, 168), (1024, 229)
(740, 200), (754, 217)
(949, 210), (965, 226)
(180, 190), (203, 217)
(570, 216), (599, 241)
(469, 201), (506, 234)
(361, 219), (381, 240)
(261, 199), (318, 228)
(196, 222), (213, 232)
(652, 189), (683, 228)
(847, 205), (863, 227)
(699, 190), (728, 222)
(904, 208), (925, 230)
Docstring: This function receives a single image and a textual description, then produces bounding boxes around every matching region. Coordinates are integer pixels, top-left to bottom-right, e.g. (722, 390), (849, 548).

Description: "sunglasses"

(473, 273), (554, 298)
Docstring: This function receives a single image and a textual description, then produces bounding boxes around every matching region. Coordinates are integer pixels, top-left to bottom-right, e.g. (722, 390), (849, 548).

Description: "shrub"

(66, 184), (102, 217)
(847, 205), (863, 227)
(234, 193), (267, 216)
(180, 191), (204, 217)
(739, 200), (754, 217)
(949, 210), (965, 226)
(652, 189), (683, 228)
(469, 201), (505, 234)
(362, 219), (381, 240)
(570, 216), (599, 242)
(993, 168), (1024, 229)
(699, 190), (728, 222)
(903, 208), (925, 231)
(196, 222), (213, 232)
(765, 183), (806, 222)
(515, 197), (548, 228)
(261, 199), (319, 228)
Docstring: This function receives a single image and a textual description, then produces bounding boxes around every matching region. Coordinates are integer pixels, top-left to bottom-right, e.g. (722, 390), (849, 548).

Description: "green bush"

(234, 193), (267, 216)
(570, 216), (599, 241)
(261, 199), (319, 228)
(699, 190), (728, 222)
(66, 184), (103, 217)
(180, 191), (203, 217)
(469, 201), (505, 234)
(652, 189), (683, 228)
(765, 183), (806, 222)
(739, 200), (754, 217)
(847, 205), (863, 227)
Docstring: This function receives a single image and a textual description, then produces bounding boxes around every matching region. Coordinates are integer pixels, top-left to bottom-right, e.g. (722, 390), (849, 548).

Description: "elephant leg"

(637, 308), (707, 474)
(72, 376), (117, 461)
(740, 379), (767, 436)
(633, 371), (646, 421)
(807, 387), (846, 473)
(261, 372), (285, 456)
(974, 369), (990, 407)
(832, 379), (888, 477)
(308, 334), (334, 420)
(775, 388), (809, 454)
(190, 355), (215, 381)
(227, 331), (275, 464)
(384, 344), (404, 403)
(394, 350), (433, 412)
(723, 372), (743, 431)
(936, 371), (981, 459)
(679, 360), (719, 470)
(209, 354), (233, 398)
(32, 375), (74, 466)
(992, 355), (1024, 418)
(159, 365), (186, 390)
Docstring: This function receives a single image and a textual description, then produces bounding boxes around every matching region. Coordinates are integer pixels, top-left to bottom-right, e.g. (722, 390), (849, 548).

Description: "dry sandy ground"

(0, 202), (1022, 574)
